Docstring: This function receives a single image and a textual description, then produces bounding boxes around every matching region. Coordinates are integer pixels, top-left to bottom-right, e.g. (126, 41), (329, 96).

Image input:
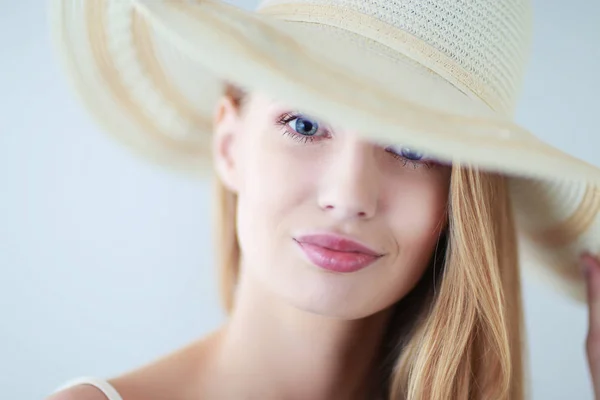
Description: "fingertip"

(581, 253), (594, 280)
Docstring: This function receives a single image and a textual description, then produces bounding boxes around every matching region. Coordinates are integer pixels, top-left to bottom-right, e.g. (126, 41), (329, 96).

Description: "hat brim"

(51, 0), (600, 302)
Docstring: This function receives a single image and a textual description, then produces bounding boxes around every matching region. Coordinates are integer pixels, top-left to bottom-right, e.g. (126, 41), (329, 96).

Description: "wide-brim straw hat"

(51, 0), (600, 303)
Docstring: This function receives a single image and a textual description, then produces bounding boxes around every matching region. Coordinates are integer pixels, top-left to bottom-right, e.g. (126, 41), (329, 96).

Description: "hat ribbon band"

(257, 3), (510, 115)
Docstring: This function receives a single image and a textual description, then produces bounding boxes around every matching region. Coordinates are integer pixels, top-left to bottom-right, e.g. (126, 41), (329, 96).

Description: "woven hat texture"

(50, 0), (600, 302)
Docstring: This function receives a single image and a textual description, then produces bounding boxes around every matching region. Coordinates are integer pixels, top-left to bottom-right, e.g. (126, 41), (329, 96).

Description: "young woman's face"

(214, 91), (451, 319)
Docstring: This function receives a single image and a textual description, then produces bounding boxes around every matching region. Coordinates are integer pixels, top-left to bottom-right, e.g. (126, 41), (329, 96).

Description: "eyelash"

(276, 112), (327, 144)
(388, 153), (434, 170)
(275, 112), (434, 169)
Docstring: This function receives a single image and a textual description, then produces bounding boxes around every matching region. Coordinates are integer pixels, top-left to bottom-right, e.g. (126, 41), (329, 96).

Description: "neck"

(209, 267), (394, 400)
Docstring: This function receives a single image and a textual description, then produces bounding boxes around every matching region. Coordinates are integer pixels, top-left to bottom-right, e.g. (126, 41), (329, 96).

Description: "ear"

(212, 95), (243, 193)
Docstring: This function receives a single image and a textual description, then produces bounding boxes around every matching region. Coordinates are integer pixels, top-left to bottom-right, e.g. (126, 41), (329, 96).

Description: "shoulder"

(112, 332), (221, 399)
(46, 384), (110, 400)
(47, 330), (222, 400)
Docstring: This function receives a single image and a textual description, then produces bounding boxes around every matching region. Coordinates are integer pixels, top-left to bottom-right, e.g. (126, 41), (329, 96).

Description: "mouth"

(293, 233), (384, 273)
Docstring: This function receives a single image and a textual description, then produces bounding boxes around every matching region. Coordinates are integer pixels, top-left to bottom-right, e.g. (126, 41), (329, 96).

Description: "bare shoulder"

(46, 330), (222, 400)
(109, 329), (223, 400)
(46, 384), (108, 400)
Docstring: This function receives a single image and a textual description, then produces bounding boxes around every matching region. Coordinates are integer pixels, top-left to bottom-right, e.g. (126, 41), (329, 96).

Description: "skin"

(201, 91), (451, 399)
(582, 253), (600, 399)
(47, 91), (600, 399)
(48, 90), (450, 400)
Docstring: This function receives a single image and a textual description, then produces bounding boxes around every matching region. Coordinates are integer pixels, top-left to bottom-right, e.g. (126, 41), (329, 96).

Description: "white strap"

(53, 376), (124, 400)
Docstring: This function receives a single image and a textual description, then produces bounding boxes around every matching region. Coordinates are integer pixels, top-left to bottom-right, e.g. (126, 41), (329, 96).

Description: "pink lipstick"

(294, 233), (383, 273)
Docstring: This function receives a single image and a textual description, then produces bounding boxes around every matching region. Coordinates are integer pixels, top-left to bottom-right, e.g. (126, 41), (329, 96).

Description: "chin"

(285, 297), (365, 320)
(292, 298), (389, 320)
(275, 265), (387, 320)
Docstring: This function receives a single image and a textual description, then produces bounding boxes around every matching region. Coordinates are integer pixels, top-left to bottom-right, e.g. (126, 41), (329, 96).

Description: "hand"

(582, 253), (600, 399)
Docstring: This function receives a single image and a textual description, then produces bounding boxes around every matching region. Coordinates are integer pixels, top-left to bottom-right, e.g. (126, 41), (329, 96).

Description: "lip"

(294, 233), (383, 273)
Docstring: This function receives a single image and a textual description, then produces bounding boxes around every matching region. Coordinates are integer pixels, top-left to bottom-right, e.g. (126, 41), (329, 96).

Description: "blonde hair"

(213, 84), (527, 400)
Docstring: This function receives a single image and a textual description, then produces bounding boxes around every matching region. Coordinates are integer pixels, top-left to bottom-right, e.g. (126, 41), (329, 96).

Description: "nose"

(317, 140), (379, 220)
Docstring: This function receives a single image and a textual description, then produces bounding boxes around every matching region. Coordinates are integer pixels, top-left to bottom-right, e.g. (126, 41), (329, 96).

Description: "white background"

(1, 0), (599, 399)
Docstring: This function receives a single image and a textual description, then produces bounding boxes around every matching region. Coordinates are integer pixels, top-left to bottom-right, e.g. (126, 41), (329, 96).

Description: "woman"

(48, 0), (600, 399)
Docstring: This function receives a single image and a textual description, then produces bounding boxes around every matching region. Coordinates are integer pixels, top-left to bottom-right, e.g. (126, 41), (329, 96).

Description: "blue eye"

(384, 145), (436, 170)
(399, 147), (424, 161)
(386, 145), (424, 161)
(289, 117), (319, 136)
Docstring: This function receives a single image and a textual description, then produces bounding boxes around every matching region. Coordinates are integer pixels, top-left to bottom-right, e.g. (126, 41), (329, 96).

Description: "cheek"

(238, 128), (322, 216)
(387, 174), (449, 253)
(234, 127), (323, 259)
(364, 175), (448, 310)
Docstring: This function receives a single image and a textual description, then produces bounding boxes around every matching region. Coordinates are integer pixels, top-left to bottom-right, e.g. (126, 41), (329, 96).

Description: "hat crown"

(257, 0), (533, 114)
